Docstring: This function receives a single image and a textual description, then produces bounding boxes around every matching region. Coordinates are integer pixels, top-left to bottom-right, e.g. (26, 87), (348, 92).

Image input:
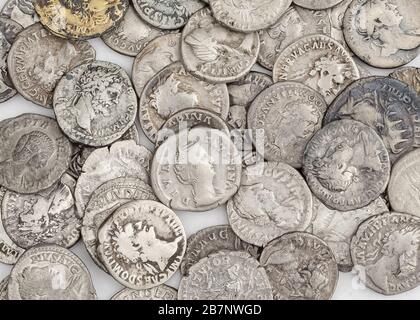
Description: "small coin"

(1, 0), (38, 27)
(293, 0), (344, 10)
(303, 119), (391, 211)
(351, 212), (420, 295)
(35, 0), (129, 40)
(97, 200), (186, 290)
(7, 23), (95, 108)
(390, 67), (420, 95)
(260, 232), (338, 300)
(178, 250), (273, 300)
(139, 61), (229, 143)
(273, 34), (360, 104)
(181, 8), (260, 84)
(0, 276), (8, 300)
(111, 284), (177, 300)
(8, 244), (97, 300)
(54, 60), (137, 147)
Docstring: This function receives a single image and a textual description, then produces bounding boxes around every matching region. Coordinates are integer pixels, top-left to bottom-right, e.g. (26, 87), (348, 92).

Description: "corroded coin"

(1, 0), (38, 27)
(390, 67), (420, 95)
(8, 244), (97, 300)
(181, 8), (260, 83)
(97, 200), (186, 290)
(293, 0), (344, 10)
(111, 284), (177, 300)
(178, 250), (273, 300)
(0, 276), (8, 300)
(35, 0), (129, 40)
(303, 119), (390, 211)
(54, 60), (137, 147)
(7, 23), (96, 108)
(260, 232), (338, 300)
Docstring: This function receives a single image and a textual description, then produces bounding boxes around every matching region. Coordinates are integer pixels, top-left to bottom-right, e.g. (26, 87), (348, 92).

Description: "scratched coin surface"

(390, 67), (420, 95)
(178, 250), (273, 300)
(293, 0), (344, 10)
(1, 0), (38, 27)
(303, 119), (391, 211)
(7, 23), (96, 108)
(111, 284), (177, 300)
(351, 212), (420, 295)
(0, 277), (8, 300)
(97, 200), (186, 290)
(260, 232), (338, 300)
(228, 162), (313, 247)
(181, 8), (260, 83)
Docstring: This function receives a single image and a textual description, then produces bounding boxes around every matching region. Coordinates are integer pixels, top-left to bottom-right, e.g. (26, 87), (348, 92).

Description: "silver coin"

(303, 119), (391, 211)
(351, 212), (420, 295)
(0, 276), (8, 300)
(74, 140), (152, 216)
(248, 81), (327, 168)
(343, 0), (420, 68)
(228, 162), (313, 247)
(227, 105), (247, 131)
(8, 244), (97, 300)
(7, 23), (95, 108)
(260, 232), (338, 300)
(178, 250), (273, 300)
(328, 0), (353, 51)
(390, 67), (420, 95)
(151, 127), (242, 212)
(181, 8), (260, 84)
(293, 0), (344, 10)
(0, 114), (72, 194)
(82, 177), (157, 270)
(54, 60), (137, 147)
(273, 34), (360, 104)
(97, 200), (186, 290)
(111, 284), (177, 300)
(308, 196), (389, 272)
(209, 0), (292, 33)
(0, 0), (38, 28)
(139, 61), (229, 143)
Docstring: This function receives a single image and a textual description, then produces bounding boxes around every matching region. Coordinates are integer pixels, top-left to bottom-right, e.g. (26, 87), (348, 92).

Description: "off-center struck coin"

(178, 250), (273, 300)
(248, 82), (327, 168)
(303, 119), (391, 211)
(111, 284), (177, 300)
(351, 212), (420, 295)
(260, 232), (338, 300)
(181, 8), (260, 84)
(390, 67), (420, 95)
(1, 0), (38, 27)
(97, 200), (186, 290)
(139, 61), (229, 143)
(273, 34), (360, 104)
(54, 61), (137, 147)
(8, 245), (97, 300)
(151, 127), (242, 212)
(293, 0), (344, 10)
(7, 23), (96, 108)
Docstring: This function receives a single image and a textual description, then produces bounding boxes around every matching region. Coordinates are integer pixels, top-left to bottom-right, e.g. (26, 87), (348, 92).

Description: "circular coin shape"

(181, 8), (260, 84)
(273, 34), (360, 104)
(351, 212), (420, 295)
(34, 0), (129, 40)
(260, 232), (339, 300)
(111, 284), (177, 300)
(303, 119), (391, 211)
(8, 244), (97, 300)
(293, 0), (344, 10)
(390, 67), (420, 95)
(97, 200), (186, 290)
(54, 60), (137, 147)
(1, 0), (38, 27)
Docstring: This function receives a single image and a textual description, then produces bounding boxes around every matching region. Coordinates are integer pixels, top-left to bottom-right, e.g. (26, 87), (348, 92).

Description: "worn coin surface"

(181, 8), (260, 84)
(0, 276), (8, 300)
(248, 81), (327, 168)
(328, 0), (352, 51)
(151, 127), (242, 212)
(8, 244), (97, 300)
(390, 67), (420, 95)
(293, 0), (344, 10)
(303, 119), (391, 211)
(1, 0), (38, 27)
(228, 162), (313, 247)
(178, 250), (273, 300)
(7, 23), (96, 108)
(351, 212), (420, 295)
(54, 60), (137, 147)
(139, 61), (229, 142)
(273, 34), (360, 104)
(35, 0), (129, 40)
(111, 284), (177, 300)
(97, 200), (186, 290)
(260, 232), (338, 300)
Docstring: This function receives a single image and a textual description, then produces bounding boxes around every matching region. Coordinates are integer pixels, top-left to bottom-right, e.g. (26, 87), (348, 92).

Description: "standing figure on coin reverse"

(1, 0), (38, 27)
(390, 67), (420, 95)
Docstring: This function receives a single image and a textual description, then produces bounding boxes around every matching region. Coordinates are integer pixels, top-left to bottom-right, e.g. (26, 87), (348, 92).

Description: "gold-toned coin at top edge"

(34, 0), (129, 40)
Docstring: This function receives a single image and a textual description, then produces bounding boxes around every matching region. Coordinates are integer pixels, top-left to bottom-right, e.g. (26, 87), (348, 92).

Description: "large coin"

(111, 284), (177, 300)
(351, 212), (420, 295)
(293, 0), (344, 10)
(54, 61), (136, 147)
(272, 34), (360, 104)
(390, 67), (420, 95)
(178, 250), (273, 300)
(303, 119), (391, 211)
(260, 232), (338, 300)
(7, 23), (95, 108)
(181, 8), (260, 84)
(1, 0), (38, 27)
(97, 200), (186, 290)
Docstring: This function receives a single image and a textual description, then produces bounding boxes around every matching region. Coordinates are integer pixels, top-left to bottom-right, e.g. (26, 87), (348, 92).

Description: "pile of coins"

(0, 0), (419, 300)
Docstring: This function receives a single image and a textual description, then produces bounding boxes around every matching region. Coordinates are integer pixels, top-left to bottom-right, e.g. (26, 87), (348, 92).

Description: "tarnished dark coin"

(390, 67), (420, 95)
(1, 0), (38, 27)
(260, 232), (338, 300)
(111, 284), (177, 300)
(0, 276), (8, 300)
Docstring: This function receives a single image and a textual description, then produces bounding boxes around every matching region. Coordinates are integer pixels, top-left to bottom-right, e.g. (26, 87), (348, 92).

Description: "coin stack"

(0, 0), (418, 300)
